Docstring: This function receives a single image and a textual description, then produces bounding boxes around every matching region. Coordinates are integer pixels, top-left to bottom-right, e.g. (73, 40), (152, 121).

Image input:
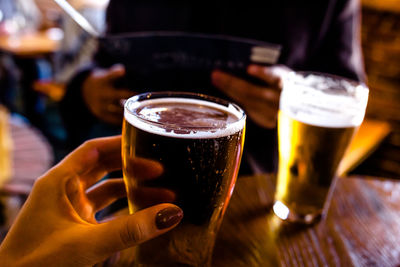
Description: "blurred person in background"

(60, 0), (366, 175)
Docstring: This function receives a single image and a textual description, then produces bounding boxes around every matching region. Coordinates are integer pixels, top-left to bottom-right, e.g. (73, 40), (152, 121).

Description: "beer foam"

(124, 97), (245, 139)
(280, 73), (369, 128)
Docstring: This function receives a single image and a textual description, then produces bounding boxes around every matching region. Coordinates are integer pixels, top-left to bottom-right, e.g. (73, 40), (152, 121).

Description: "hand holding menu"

(98, 32), (281, 94)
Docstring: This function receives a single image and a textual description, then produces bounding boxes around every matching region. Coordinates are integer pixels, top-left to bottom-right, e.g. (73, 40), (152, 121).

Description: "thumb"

(247, 64), (289, 88)
(89, 204), (183, 257)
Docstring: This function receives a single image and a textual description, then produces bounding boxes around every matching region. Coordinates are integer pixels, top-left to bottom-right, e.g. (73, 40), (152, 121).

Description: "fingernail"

(211, 71), (222, 86)
(112, 63), (124, 69)
(247, 65), (259, 74)
(111, 64), (125, 73)
(155, 207), (183, 229)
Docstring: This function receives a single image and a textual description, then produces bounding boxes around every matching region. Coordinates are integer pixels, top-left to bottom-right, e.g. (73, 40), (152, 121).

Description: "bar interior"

(0, 0), (400, 266)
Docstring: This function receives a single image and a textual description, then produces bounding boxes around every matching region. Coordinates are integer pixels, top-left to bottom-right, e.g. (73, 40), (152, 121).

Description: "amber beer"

(273, 72), (369, 224)
(122, 92), (245, 266)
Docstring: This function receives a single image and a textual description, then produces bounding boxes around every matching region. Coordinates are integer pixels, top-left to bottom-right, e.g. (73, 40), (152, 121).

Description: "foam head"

(124, 94), (246, 139)
(280, 72), (369, 128)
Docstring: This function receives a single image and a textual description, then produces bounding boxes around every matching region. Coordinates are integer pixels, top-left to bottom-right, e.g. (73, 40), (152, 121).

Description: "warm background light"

(350, 0), (400, 178)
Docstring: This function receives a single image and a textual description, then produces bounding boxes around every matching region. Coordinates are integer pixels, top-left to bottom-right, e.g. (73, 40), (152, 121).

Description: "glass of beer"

(122, 92), (246, 266)
(273, 72), (369, 224)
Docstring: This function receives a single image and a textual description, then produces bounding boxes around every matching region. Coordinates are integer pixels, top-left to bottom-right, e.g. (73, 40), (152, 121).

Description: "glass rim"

(284, 70), (369, 91)
(279, 71), (369, 128)
(124, 91), (246, 132)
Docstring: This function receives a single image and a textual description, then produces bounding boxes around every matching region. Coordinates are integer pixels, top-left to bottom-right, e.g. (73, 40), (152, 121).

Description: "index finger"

(60, 136), (122, 188)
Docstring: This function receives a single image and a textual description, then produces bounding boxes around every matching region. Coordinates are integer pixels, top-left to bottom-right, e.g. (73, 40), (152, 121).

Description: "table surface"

(112, 174), (400, 267)
(0, 115), (53, 240)
(0, 29), (62, 57)
(2, 115), (53, 194)
(213, 174), (400, 267)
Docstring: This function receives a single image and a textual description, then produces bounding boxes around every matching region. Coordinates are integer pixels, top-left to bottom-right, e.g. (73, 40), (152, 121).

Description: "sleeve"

(310, 0), (366, 82)
(59, 65), (95, 148)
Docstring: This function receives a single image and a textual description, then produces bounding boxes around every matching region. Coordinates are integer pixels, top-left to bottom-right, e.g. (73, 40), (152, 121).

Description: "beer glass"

(273, 72), (369, 224)
(122, 92), (246, 266)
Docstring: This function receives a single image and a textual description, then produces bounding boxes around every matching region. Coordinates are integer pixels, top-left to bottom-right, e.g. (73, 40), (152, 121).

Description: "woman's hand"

(212, 65), (290, 128)
(0, 136), (183, 267)
(82, 65), (135, 125)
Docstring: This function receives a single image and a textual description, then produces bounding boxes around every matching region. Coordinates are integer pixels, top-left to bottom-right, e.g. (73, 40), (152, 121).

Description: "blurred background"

(0, 0), (109, 235)
(353, 0), (400, 179)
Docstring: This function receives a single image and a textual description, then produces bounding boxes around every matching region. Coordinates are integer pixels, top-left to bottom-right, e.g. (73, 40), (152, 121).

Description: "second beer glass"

(122, 92), (246, 266)
(273, 72), (369, 224)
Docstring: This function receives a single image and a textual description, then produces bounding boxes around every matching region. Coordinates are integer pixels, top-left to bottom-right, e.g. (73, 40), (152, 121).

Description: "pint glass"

(273, 72), (369, 224)
(122, 92), (246, 266)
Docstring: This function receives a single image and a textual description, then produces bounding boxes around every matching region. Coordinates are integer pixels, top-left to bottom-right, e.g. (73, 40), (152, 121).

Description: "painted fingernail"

(211, 70), (222, 85)
(155, 207), (183, 229)
(111, 63), (125, 70)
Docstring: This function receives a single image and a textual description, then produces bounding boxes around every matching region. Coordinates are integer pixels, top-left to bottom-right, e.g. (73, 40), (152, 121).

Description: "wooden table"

(111, 174), (400, 266)
(213, 174), (400, 267)
(0, 114), (53, 240)
(0, 28), (62, 57)
(1, 115), (53, 194)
